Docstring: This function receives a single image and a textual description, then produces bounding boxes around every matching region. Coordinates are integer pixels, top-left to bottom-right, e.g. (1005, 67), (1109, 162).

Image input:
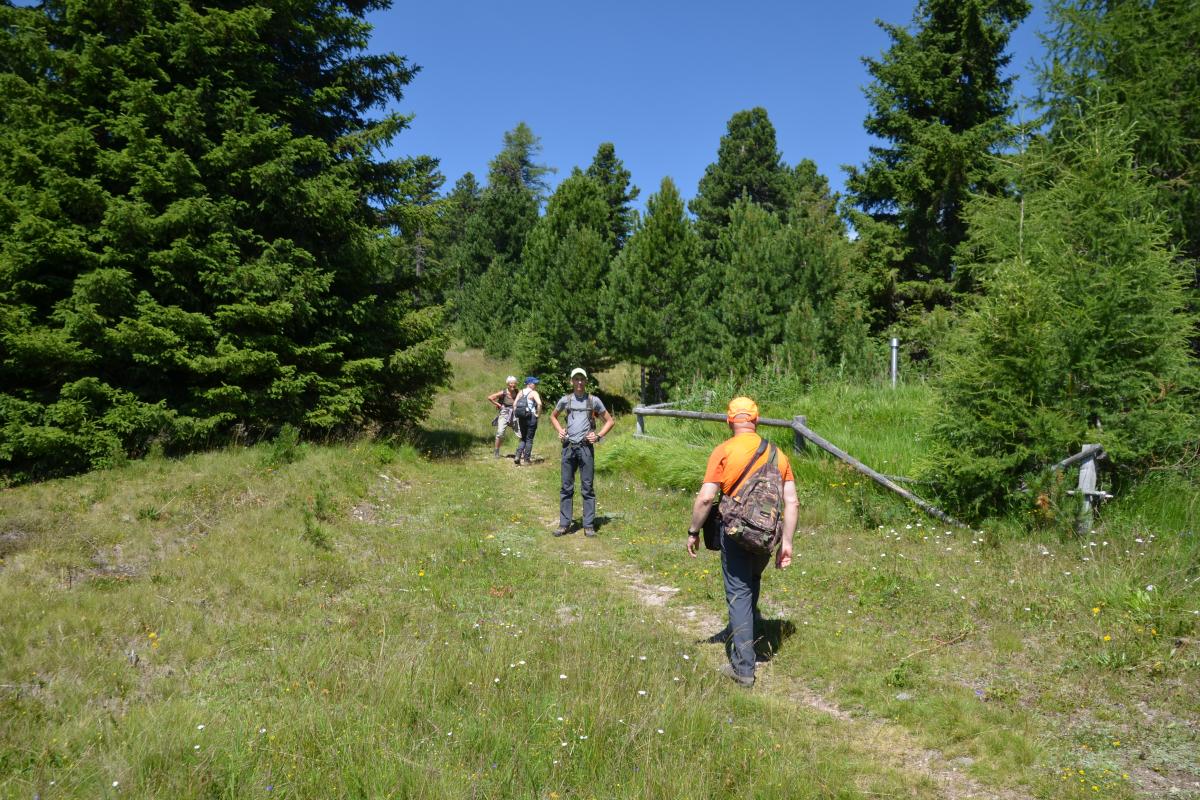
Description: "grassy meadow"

(1, 346), (1197, 799)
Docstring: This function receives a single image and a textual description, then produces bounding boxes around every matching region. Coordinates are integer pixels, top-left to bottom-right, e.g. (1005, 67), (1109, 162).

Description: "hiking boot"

(553, 526), (570, 537)
(583, 527), (596, 538)
(522, 458), (532, 465)
(513, 459), (522, 467)
(718, 663), (755, 688)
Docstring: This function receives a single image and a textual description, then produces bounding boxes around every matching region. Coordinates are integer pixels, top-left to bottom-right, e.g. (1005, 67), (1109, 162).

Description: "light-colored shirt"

(555, 392), (606, 444)
(519, 387), (542, 418)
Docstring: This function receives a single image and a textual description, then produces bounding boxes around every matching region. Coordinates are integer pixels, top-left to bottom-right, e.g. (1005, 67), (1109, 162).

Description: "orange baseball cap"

(726, 396), (759, 422)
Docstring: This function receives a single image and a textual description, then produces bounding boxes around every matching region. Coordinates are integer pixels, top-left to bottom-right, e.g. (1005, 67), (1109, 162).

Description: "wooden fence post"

(1076, 444), (1098, 535)
(635, 412), (645, 437)
(793, 415), (807, 455)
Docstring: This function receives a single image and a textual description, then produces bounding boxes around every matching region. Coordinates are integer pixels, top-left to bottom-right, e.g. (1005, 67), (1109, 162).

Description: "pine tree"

(0, 0), (450, 482)
(585, 142), (639, 254)
(603, 177), (699, 401)
(845, 0), (1031, 333)
(513, 173), (612, 399)
(689, 108), (793, 245)
(926, 107), (1198, 517)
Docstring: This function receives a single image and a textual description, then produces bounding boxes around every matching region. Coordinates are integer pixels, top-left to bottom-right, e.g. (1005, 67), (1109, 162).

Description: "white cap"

(570, 368), (587, 379)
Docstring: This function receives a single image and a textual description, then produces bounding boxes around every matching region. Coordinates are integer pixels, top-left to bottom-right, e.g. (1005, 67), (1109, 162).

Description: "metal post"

(890, 337), (899, 389)
(793, 415), (807, 455)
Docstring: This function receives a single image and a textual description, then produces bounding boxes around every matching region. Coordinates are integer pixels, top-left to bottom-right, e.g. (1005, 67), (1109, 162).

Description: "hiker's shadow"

(592, 514), (614, 532)
(752, 618), (797, 663)
(699, 618), (798, 663)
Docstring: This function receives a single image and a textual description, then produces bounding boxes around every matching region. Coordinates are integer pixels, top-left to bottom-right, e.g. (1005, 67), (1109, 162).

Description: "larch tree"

(926, 107), (1198, 517)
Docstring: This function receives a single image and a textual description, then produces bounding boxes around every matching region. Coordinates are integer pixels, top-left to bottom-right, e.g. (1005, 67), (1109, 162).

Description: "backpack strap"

(726, 438), (770, 498)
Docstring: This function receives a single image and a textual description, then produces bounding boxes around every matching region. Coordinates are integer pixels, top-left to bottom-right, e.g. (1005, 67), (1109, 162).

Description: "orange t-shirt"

(703, 432), (794, 496)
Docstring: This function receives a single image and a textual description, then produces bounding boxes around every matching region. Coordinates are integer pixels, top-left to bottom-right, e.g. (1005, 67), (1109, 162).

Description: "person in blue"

(513, 377), (542, 466)
(549, 368), (614, 537)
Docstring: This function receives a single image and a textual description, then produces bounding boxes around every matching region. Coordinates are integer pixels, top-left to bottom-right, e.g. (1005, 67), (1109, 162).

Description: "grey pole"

(890, 337), (899, 389)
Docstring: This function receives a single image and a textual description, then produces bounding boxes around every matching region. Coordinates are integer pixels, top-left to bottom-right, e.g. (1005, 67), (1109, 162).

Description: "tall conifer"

(585, 142), (639, 254)
(0, 0), (449, 481)
(689, 108), (792, 245)
(603, 178), (698, 401)
(845, 0), (1030, 333)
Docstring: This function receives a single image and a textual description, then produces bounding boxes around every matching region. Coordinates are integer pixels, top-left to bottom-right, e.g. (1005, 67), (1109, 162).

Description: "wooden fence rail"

(632, 405), (966, 529)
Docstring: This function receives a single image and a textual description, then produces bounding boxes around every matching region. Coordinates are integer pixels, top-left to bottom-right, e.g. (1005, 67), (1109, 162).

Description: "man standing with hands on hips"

(550, 368), (614, 538)
(686, 396), (798, 687)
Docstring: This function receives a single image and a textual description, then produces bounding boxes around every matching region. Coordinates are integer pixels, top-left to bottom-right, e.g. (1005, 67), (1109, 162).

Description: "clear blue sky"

(368, 0), (1049, 209)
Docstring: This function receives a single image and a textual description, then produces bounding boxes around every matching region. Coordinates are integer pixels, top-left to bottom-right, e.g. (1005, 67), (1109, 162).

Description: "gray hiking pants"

(560, 442), (595, 528)
(721, 529), (770, 678)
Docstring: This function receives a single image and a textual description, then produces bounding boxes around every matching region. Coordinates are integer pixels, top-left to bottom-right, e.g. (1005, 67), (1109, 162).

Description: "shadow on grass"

(699, 617), (798, 664)
(753, 618), (797, 663)
(407, 427), (489, 457)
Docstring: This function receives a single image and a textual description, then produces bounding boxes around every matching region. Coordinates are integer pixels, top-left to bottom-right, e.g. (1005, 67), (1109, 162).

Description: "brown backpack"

(720, 439), (784, 556)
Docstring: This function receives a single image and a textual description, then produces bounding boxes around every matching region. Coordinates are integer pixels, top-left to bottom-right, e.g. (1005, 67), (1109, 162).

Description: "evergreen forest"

(2, 0), (1198, 521)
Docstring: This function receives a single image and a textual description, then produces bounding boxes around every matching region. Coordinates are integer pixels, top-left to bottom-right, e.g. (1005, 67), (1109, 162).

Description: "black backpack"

(514, 388), (535, 418)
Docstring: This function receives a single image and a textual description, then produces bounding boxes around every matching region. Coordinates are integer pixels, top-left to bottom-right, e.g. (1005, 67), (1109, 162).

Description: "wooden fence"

(632, 404), (966, 529)
(634, 406), (1112, 533)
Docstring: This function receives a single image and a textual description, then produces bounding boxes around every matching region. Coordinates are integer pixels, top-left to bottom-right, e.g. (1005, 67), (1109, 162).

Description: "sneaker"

(513, 459), (522, 467)
(583, 527), (596, 538)
(718, 663), (755, 688)
(553, 526), (570, 537)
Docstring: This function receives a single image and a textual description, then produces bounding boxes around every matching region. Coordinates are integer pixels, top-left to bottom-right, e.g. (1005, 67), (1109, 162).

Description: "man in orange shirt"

(686, 396), (799, 687)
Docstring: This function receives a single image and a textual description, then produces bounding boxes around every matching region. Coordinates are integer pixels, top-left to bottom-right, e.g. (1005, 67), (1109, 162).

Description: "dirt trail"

(483, 451), (1036, 800)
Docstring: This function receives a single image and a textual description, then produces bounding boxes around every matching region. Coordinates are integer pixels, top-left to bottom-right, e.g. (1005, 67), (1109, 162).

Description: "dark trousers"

(515, 416), (538, 461)
(720, 529), (770, 678)
(560, 442), (595, 527)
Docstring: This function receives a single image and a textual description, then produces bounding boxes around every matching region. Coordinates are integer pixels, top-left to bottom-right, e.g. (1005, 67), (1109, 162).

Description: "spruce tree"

(0, 0), (449, 482)
(926, 107), (1198, 517)
(603, 177), (699, 401)
(845, 0), (1031, 332)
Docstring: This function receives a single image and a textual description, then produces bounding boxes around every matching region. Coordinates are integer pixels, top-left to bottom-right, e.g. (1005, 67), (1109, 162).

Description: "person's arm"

(686, 482), (720, 557)
(487, 390), (503, 409)
(587, 410), (615, 443)
(550, 403), (566, 440)
(775, 480), (799, 569)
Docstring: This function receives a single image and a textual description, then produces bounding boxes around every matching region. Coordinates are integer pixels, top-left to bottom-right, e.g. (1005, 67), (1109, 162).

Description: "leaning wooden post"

(1076, 444), (1098, 535)
(635, 411), (645, 437)
(793, 415), (807, 455)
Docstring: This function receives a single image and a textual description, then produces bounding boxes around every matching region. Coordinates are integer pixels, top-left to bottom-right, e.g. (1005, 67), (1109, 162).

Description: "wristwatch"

(687, 529), (699, 537)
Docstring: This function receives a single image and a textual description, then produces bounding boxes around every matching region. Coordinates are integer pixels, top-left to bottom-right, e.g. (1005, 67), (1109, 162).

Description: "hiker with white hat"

(549, 368), (614, 537)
